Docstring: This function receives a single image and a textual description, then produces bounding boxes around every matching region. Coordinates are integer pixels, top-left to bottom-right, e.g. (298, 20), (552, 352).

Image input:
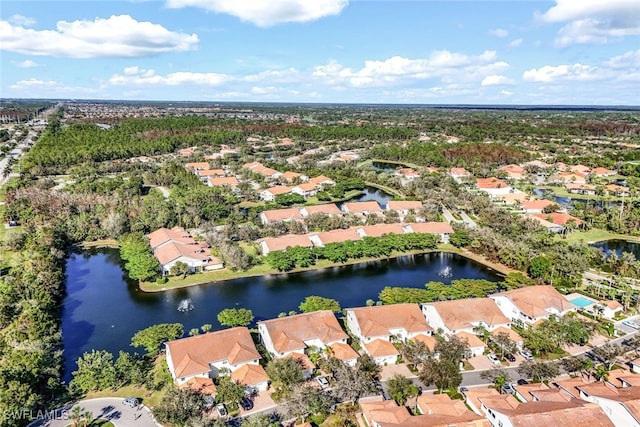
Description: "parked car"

(502, 383), (516, 395)
(240, 397), (254, 411)
(122, 397), (139, 408)
(316, 376), (330, 388)
(517, 379), (529, 386)
(216, 403), (228, 418)
(520, 350), (533, 360)
(505, 354), (516, 362)
(622, 320), (640, 329)
(459, 386), (469, 392)
(487, 354), (501, 365)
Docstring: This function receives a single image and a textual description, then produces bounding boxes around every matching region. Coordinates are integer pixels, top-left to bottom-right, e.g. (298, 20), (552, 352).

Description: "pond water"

(533, 188), (571, 207)
(62, 249), (502, 380)
(371, 161), (399, 173)
(591, 239), (640, 259)
(338, 186), (394, 209)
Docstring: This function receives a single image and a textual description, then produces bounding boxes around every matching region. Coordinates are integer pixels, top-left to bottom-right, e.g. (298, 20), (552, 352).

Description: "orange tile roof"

(313, 228), (362, 245)
(499, 164), (525, 174)
(301, 203), (342, 216)
(261, 208), (304, 222)
(153, 241), (221, 266)
(309, 175), (335, 185)
(490, 326), (523, 343)
(349, 304), (431, 337)
(208, 176), (239, 187)
(261, 234), (313, 252)
(178, 377), (217, 395)
(263, 186), (292, 196)
(360, 399), (411, 426)
(284, 352), (316, 370)
(147, 227), (193, 249)
(514, 382), (550, 401)
(519, 199), (555, 210)
(417, 393), (490, 426)
(231, 363), (269, 387)
(259, 167), (280, 177)
(328, 342), (360, 362)
(426, 298), (510, 331)
(243, 161), (264, 171)
(166, 327), (260, 379)
(407, 222), (454, 234)
(533, 212), (582, 226)
(387, 201), (423, 211)
(395, 168), (421, 177)
(258, 310), (348, 353)
(358, 223), (407, 237)
(343, 201), (382, 213)
(592, 167), (614, 176)
(185, 162), (210, 170)
(363, 339), (399, 358)
(412, 334), (437, 350)
(464, 388), (501, 413)
(491, 285), (577, 319)
(197, 168), (225, 177)
(450, 167), (471, 176)
(294, 182), (318, 192)
(282, 171), (302, 182)
(570, 165), (591, 173)
(476, 177), (510, 189)
(455, 331), (485, 348)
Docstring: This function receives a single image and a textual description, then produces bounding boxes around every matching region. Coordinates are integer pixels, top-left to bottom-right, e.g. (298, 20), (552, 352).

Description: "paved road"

(458, 211), (477, 228)
(28, 398), (159, 427)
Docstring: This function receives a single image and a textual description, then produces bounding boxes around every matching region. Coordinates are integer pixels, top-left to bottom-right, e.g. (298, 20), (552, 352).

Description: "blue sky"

(1, 0), (639, 104)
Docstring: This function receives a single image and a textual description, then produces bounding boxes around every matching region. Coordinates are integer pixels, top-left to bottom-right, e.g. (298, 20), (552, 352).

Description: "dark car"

(517, 379), (529, 386)
(240, 397), (254, 411)
(505, 354), (516, 362)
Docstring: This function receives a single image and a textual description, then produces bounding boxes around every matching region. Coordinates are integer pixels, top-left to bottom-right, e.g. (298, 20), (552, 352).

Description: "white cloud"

(509, 38), (523, 48)
(165, 0), (348, 27)
(109, 67), (230, 86)
(523, 64), (600, 82)
(8, 14), (36, 27)
(8, 78), (99, 96)
(481, 75), (514, 86)
(489, 28), (509, 37)
(10, 78), (58, 89)
(603, 49), (640, 68)
(0, 15), (198, 58)
(540, 0), (640, 47)
(499, 90), (513, 97)
(12, 59), (41, 68)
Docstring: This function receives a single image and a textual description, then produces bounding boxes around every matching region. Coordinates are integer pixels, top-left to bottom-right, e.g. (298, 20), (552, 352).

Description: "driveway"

(28, 398), (159, 427)
(467, 355), (497, 371)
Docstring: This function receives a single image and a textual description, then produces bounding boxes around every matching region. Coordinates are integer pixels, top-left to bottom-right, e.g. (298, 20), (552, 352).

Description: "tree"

(279, 383), (334, 421)
(266, 357), (305, 392)
(592, 343), (624, 370)
(419, 356), (462, 393)
(517, 360), (560, 382)
(114, 351), (149, 388)
(561, 356), (592, 376)
(480, 368), (512, 391)
(130, 323), (184, 355)
(153, 388), (206, 427)
(217, 308), (255, 327)
(399, 340), (432, 370)
(492, 331), (517, 359)
(69, 350), (116, 393)
(119, 232), (160, 283)
(242, 413), (278, 427)
(386, 374), (419, 405)
(299, 296), (341, 313)
(528, 256), (551, 279)
(449, 230), (470, 247)
(356, 354), (381, 379)
(216, 376), (246, 406)
(170, 261), (190, 278)
(324, 358), (377, 403)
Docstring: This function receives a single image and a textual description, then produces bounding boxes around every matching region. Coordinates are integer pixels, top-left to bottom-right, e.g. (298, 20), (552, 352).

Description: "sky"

(1, 0), (639, 105)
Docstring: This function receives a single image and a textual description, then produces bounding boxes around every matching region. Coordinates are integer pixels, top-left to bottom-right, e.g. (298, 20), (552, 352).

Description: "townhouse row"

(147, 227), (224, 275)
(163, 285), (576, 394)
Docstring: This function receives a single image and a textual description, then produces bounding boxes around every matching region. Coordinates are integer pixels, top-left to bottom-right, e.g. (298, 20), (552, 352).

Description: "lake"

(591, 239), (640, 259)
(61, 249), (501, 380)
(338, 186), (394, 209)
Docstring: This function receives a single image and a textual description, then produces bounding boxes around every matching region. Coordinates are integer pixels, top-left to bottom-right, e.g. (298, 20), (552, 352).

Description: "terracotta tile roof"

(348, 304), (431, 337)
(387, 201), (423, 211)
(263, 186), (292, 196)
(208, 176), (239, 187)
(618, 375), (640, 387)
(260, 234), (313, 252)
(476, 177), (510, 189)
(406, 222), (454, 234)
(412, 334), (437, 350)
(294, 182), (318, 192)
(178, 377), (217, 395)
(491, 326), (523, 343)
(363, 339), (399, 358)
(552, 375), (594, 397)
(313, 228), (362, 245)
(259, 167), (280, 177)
(197, 168), (225, 177)
(519, 199), (555, 210)
(528, 215), (557, 229)
(450, 167), (471, 176)
(570, 165), (591, 173)
(360, 399), (411, 426)
(284, 352), (316, 370)
(343, 201), (382, 214)
(533, 212), (582, 226)
(514, 382), (550, 401)
(395, 168), (421, 177)
(231, 363), (269, 387)
(577, 381), (640, 401)
(301, 203), (342, 216)
(491, 285), (577, 319)
(261, 208), (304, 223)
(464, 388), (501, 413)
(606, 184), (628, 193)
(258, 310), (348, 353)
(147, 227), (193, 249)
(185, 162), (210, 170)
(153, 241), (221, 266)
(243, 161), (264, 171)
(592, 167), (614, 176)
(309, 175), (335, 185)
(426, 298), (510, 331)
(605, 300), (622, 310)
(499, 164), (525, 174)
(417, 393), (490, 426)
(358, 223), (407, 237)
(166, 327), (260, 379)
(328, 342), (360, 362)
(455, 331), (485, 348)
(282, 171), (302, 182)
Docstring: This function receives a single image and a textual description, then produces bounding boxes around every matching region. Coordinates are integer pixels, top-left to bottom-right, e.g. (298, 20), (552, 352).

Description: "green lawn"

(537, 185), (636, 202)
(560, 228), (640, 244)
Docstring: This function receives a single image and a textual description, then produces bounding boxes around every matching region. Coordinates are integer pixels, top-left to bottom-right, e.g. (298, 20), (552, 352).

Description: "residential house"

(532, 212), (583, 228)
(631, 358), (640, 375)
(258, 167), (282, 179)
(519, 199), (556, 214)
(242, 161), (265, 173)
(476, 178), (512, 197)
(602, 300), (623, 319)
(490, 326), (524, 350)
(291, 182), (319, 198)
(565, 183), (596, 195)
(494, 190), (529, 205)
(455, 331), (486, 357)
(463, 388), (502, 416)
(308, 228), (361, 247)
(342, 201), (383, 216)
(257, 310), (348, 359)
(416, 393), (491, 426)
(406, 222), (454, 243)
(309, 175), (336, 187)
(422, 298), (510, 351)
(197, 169), (226, 182)
(514, 382), (551, 402)
(450, 167), (472, 183)
(359, 397), (414, 427)
(207, 176), (239, 188)
(185, 162), (210, 171)
(570, 165), (591, 175)
(327, 342), (360, 366)
(259, 234), (313, 255)
(346, 304), (432, 365)
(489, 285), (577, 327)
(592, 167), (615, 177)
(498, 164), (526, 180)
(550, 171), (587, 184)
(574, 382), (640, 427)
(394, 168), (421, 180)
(260, 186), (292, 202)
(147, 227), (223, 274)
(230, 364), (270, 393)
(165, 327), (264, 391)
(179, 147), (197, 157)
(386, 200), (423, 220)
(300, 203), (342, 217)
(259, 208), (304, 225)
(281, 171), (308, 183)
(527, 215), (565, 233)
(606, 184), (630, 197)
(356, 223), (407, 238)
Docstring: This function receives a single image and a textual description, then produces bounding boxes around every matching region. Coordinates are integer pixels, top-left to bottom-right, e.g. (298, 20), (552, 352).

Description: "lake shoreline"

(138, 246), (515, 293)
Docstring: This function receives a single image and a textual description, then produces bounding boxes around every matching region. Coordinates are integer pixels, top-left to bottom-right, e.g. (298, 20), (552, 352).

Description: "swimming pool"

(570, 296), (595, 308)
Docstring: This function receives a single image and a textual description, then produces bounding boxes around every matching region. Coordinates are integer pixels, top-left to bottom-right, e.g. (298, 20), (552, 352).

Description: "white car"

(520, 350), (533, 360)
(487, 354), (501, 365)
(622, 320), (640, 329)
(316, 376), (330, 388)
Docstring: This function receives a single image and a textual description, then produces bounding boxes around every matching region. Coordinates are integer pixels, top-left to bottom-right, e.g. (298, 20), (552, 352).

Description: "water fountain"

(438, 266), (453, 278)
(177, 299), (194, 312)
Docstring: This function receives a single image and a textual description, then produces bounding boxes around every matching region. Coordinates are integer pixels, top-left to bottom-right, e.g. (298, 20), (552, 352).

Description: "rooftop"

(348, 304), (432, 337)
(425, 298), (510, 331)
(491, 285), (577, 319)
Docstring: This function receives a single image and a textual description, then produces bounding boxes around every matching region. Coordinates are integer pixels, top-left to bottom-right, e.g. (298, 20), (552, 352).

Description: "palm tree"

(592, 364), (609, 382)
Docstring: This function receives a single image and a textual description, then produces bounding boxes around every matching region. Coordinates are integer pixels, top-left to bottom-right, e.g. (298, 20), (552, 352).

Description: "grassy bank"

(139, 244), (513, 292)
(560, 228), (640, 244)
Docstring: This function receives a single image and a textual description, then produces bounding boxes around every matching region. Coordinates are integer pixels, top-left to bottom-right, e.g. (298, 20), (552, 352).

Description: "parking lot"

(616, 315), (640, 335)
